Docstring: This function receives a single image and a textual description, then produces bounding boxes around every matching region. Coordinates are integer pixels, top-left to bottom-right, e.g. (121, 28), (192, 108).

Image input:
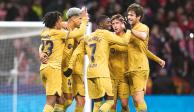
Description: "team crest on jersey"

(67, 44), (73, 49)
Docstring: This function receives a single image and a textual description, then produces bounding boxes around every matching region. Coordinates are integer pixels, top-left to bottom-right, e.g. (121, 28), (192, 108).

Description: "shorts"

(40, 66), (62, 96)
(72, 74), (85, 96)
(112, 79), (130, 99)
(125, 70), (149, 95)
(87, 77), (114, 99)
(117, 80), (130, 99)
(62, 75), (73, 94)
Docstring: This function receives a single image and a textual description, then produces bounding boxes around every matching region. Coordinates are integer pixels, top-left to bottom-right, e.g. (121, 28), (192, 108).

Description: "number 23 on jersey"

(41, 40), (54, 56)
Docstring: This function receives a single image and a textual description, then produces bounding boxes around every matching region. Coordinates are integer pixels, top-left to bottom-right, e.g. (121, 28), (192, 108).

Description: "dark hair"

(96, 15), (109, 26)
(111, 14), (125, 23)
(42, 11), (62, 28)
(127, 3), (144, 20)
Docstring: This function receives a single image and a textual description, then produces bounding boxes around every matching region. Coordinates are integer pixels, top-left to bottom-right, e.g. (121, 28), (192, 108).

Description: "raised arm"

(56, 9), (89, 39)
(68, 17), (88, 39)
(68, 9), (89, 39)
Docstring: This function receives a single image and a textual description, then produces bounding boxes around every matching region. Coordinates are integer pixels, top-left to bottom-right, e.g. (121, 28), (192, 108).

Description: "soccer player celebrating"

(64, 38), (85, 112)
(40, 7), (88, 111)
(125, 3), (165, 112)
(109, 14), (131, 112)
(61, 7), (88, 111)
(64, 15), (129, 112)
(39, 10), (88, 112)
(110, 13), (165, 112)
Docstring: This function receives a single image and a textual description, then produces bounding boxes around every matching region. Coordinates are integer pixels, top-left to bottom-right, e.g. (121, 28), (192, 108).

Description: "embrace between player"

(39, 3), (165, 112)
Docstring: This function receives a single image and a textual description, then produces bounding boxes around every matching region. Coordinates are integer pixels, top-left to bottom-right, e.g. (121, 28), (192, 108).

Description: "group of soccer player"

(39, 3), (165, 112)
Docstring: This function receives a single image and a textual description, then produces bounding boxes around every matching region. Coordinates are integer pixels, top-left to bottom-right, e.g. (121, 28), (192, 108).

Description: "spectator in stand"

(152, 69), (176, 94)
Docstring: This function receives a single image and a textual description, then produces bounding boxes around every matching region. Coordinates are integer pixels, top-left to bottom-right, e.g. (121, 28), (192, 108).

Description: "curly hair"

(42, 11), (62, 28)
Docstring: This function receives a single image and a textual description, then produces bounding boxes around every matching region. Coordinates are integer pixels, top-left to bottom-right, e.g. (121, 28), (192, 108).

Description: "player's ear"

(122, 23), (125, 29)
(137, 16), (141, 21)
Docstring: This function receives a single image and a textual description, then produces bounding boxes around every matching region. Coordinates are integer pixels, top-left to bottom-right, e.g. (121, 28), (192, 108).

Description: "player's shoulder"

(139, 23), (149, 29)
(126, 30), (131, 35)
(94, 29), (110, 34)
(40, 28), (50, 37)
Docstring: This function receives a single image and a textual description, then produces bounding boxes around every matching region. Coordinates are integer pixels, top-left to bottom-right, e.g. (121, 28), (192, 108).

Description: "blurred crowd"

(0, 0), (194, 94)
(0, 37), (41, 86)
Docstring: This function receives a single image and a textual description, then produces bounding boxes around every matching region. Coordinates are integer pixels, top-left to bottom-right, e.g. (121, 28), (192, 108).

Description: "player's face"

(127, 11), (140, 26)
(56, 16), (63, 29)
(111, 19), (125, 34)
(103, 18), (112, 30)
(72, 15), (82, 28)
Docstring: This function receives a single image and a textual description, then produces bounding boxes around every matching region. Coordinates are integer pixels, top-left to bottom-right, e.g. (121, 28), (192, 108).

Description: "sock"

(75, 105), (84, 112)
(135, 101), (147, 112)
(43, 104), (54, 112)
(99, 100), (114, 112)
(64, 99), (72, 111)
(110, 108), (116, 112)
(93, 101), (103, 112)
(53, 104), (64, 112)
(121, 106), (130, 112)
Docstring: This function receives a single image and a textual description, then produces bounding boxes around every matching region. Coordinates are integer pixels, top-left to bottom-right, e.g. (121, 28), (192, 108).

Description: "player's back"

(85, 29), (111, 78)
(85, 29), (129, 78)
(40, 28), (67, 70)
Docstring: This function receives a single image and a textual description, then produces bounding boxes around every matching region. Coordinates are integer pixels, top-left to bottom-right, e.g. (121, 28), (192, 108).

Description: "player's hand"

(159, 59), (165, 68)
(61, 21), (68, 29)
(63, 68), (73, 77)
(39, 52), (48, 64)
(124, 17), (131, 30)
(81, 6), (89, 20)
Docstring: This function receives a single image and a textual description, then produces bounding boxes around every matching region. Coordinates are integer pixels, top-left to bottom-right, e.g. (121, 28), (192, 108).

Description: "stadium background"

(0, 0), (194, 112)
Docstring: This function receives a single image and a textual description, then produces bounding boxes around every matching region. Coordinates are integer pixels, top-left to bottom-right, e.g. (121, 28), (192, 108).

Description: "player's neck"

(98, 26), (104, 30)
(132, 21), (140, 28)
(116, 31), (125, 36)
(54, 26), (61, 30)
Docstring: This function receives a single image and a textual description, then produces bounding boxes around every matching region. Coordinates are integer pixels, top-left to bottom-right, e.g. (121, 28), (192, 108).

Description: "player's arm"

(56, 17), (88, 39)
(131, 25), (148, 41)
(110, 44), (128, 52)
(39, 44), (48, 64)
(63, 40), (85, 77)
(56, 10), (89, 39)
(110, 30), (131, 52)
(105, 30), (129, 45)
(67, 9), (89, 39)
(68, 16), (88, 39)
(68, 41), (85, 69)
(144, 48), (165, 68)
(39, 44), (42, 54)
